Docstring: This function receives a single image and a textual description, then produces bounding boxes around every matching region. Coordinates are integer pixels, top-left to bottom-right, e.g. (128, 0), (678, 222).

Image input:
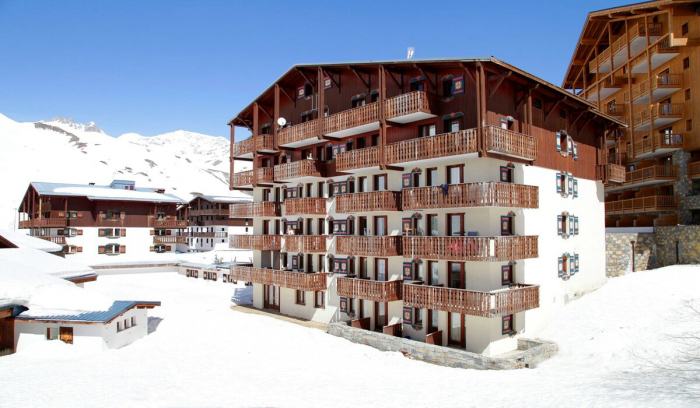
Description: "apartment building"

(17, 180), (187, 259)
(562, 0), (700, 227)
(227, 57), (622, 356)
(183, 195), (252, 252)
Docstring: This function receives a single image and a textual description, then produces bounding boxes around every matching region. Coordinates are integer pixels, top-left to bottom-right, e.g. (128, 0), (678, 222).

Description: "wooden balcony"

(233, 168), (275, 188)
(386, 129), (477, 165)
(591, 23), (663, 75)
(403, 283), (540, 318)
(231, 170), (254, 188)
(194, 219), (246, 227)
(335, 146), (381, 172)
(597, 163), (626, 184)
(631, 35), (680, 73)
(189, 232), (227, 238)
(385, 91), (433, 123)
(278, 119), (320, 148)
(402, 236), (538, 262)
(18, 218), (68, 228)
(283, 235), (326, 253)
(631, 74), (682, 105)
(336, 278), (403, 302)
(154, 236), (188, 244)
(189, 208), (230, 217)
(284, 197), (327, 216)
(335, 191), (401, 213)
(229, 235), (282, 250)
(323, 102), (379, 137)
(230, 266), (328, 291)
(231, 137), (254, 159)
(151, 219), (187, 228)
(603, 104), (626, 117)
(584, 74), (625, 102)
(230, 202), (281, 218)
(620, 165), (678, 188)
(633, 104), (683, 131)
(605, 195), (678, 214)
(688, 162), (700, 180)
(335, 235), (402, 257)
(39, 236), (66, 245)
(274, 159), (325, 182)
(630, 133), (684, 158)
(402, 182), (538, 211)
(483, 126), (537, 161)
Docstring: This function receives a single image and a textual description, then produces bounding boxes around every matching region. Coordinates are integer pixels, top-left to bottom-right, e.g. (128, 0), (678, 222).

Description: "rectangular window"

(131, 317), (136, 326)
(428, 309), (439, 333)
(686, 88), (692, 101)
(375, 258), (388, 281)
(444, 119), (461, 133)
(427, 214), (438, 236)
(443, 78), (453, 96)
(448, 213), (463, 236)
(426, 168), (438, 186)
(117, 322), (122, 332)
(374, 216), (387, 236)
(418, 124), (436, 137)
(684, 57), (690, 70)
(352, 98), (366, 108)
(374, 174), (387, 191)
(447, 165), (463, 184)
(315, 291), (325, 308)
(428, 261), (439, 286)
(47, 327), (59, 340)
(448, 262), (464, 289)
(414, 307), (423, 326)
(688, 119), (693, 132)
(682, 22), (689, 36)
(296, 290), (306, 305)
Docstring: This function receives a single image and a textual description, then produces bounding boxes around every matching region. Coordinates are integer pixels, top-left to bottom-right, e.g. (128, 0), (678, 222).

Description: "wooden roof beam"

(258, 105), (273, 121)
(413, 64), (436, 89)
(386, 68), (403, 89)
(295, 68), (315, 90)
(545, 96), (567, 121)
(348, 66), (370, 89)
(488, 71), (512, 99)
(321, 68), (341, 89)
(279, 86), (295, 105)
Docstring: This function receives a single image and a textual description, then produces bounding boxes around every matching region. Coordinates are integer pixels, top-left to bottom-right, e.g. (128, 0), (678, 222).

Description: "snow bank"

(0, 247), (94, 279)
(0, 228), (62, 252)
(52, 186), (184, 202)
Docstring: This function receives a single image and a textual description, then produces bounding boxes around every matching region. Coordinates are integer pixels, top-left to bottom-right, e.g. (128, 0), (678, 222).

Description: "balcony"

(284, 197), (327, 216)
(189, 232), (228, 238)
(402, 182), (538, 211)
(194, 219), (247, 227)
(151, 219), (187, 228)
(584, 74), (625, 102)
(590, 23), (663, 74)
(402, 236), (538, 262)
(274, 159), (325, 182)
(403, 283), (540, 318)
(229, 235), (282, 251)
(39, 236), (66, 245)
(597, 163), (626, 184)
(278, 119), (320, 148)
(336, 235), (402, 257)
(633, 103), (683, 131)
(335, 146), (381, 173)
(336, 278), (403, 302)
(605, 195), (678, 214)
(324, 102), (380, 138)
(153, 236), (188, 244)
(688, 162), (700, 179)
(603, 104), (626, 118)
(335, 191), (401, 213)
(630, 133), (684, 158)
(631, 35), (680, 74)
(283, 235), (327, 253)
(189, 208), (230, 217)
(18, 218), (68, 228)
(231, 167), (275, 188)
(230, 202), (281, 218)
(385, 90), (434, 123)
(607, 165), (678, 192)
(386, 129), (477, 166)
(631, 74), (682, 105)
(483, 126), (537, 161)
(232, 135), (276, 159)
(230, 266), (328, 291)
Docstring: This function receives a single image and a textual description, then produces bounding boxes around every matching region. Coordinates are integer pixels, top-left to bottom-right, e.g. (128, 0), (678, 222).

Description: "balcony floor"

(388, 151), (478, 167)
(635, 146), (683, 159)
(633, 87), (681, 105)
(635, 116), (682, 131)
(632, 51), (679, 74)
(587, 86), (621, 102)
(606, 178), (675, 192)
(388, 111), (435, 124)
(279, 136), (326, 149)
(324, 121), (380, 138)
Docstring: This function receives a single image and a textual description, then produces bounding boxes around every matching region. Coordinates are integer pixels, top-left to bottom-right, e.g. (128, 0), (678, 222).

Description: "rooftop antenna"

(407, 47), (415, 60)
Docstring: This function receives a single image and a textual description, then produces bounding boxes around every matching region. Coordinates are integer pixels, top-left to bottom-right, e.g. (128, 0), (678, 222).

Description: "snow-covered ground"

(1, 266), (698, 407)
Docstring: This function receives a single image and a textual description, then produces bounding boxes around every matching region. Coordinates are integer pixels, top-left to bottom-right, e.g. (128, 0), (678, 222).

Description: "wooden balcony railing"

(18, 218), (68, 228)
(231, 170), (253, 187)
(336, 278), (403, 302)
(278, 119), (319, 147)
(625, 165), (678, 185)
(402, 182), (538, 211)
(274, 159), (324, 181)
(189, 208), (230, 217)
(597, 163), (626, 184)
(152, 220), (187, 228)
(283, 235), (327, 253)
(605, 195), (678, 214)
(386, 129), (477, 164)
(336, 235), (402, 256)
(232, 138), (254, 157)
(630, 22), (663, 42)
(631, 134), (684, 157)
(284, 197), (327, 216)
(403, 283), (540, 318)
(483, 126), (537, 160)
(229, 235), (282, 250)
(335, 191), (401, 213)
(603, 104), (625, 116)
(650, 35), (680, 56)
(232, 134), (276, 156)
(324, 102), (379, 135)
(189, 232), (227, 238)
(385, 90), (431, 119)
(688, 162), (700, 179)
(653, 103), (683, 119)
(336, 146), (381, 172)
(154, 236), (188, 244)
(403, 236), (538, 262)
(255, 167), (275, 184)
(230, 202), (280, 218)
(230, 266), (328, 291)
(39, 236), (66, 245)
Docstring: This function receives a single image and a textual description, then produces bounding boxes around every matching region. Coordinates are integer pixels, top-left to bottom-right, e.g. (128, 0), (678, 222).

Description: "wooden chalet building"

(17, 180), (187, 259)
(563, 0), (700, 227)
(182, 195), (252, 252)
(228, 57), (623, 356)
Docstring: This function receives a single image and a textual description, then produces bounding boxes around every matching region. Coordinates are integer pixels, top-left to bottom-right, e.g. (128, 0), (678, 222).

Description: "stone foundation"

(328, 322), (557, 370)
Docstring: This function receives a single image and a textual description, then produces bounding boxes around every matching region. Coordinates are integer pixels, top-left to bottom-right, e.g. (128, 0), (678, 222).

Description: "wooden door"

(59, 327), (73, 345)
(374, 216), (387, 236)
(448, 313), (464, 347)
(448, 262), (464, 289)
(264, 285), (280, 311)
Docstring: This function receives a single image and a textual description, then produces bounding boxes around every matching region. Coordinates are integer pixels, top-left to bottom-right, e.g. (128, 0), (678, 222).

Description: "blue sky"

(0, 0), (632, 138)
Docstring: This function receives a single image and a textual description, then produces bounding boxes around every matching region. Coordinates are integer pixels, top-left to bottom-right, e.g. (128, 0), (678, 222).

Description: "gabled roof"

(15, 300), (161, 323)
(190, 195), (252, 204)
(27, 181), (186, 204)
(230, 56), (626, 127)
(0, 229), (63, 253)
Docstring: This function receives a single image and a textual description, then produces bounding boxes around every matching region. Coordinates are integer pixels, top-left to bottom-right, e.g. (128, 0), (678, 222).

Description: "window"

(374, 216), (387, 237)
(373, 174), (387, 191)
(444, 119), (461, 133)
(448, 262), (464, 289)
(352, 97), (366, 108)
(124, 318), (129, 329)
(296, 290), (306, 305)
(443, 78), (453, 96)
(117, 321), (122, 332)
(688, 119), (693, 132)
(375, 258), (387, 281)
(419, 124), (436, 137)
(411, 81), (426, 92)
(426, 168), (438, 186)
(447, 164), (463, 184)
(448, 214), (463, 236)
(682, 22), (689, 36)
(131, 317), (136, 326)
(428, 261), (439, 286)
(428, 309), (439, 333)
(686, 88), (692, 101)
(427, 214), (438, 236)
(684, 57), (690, 70)
(314, 291), (325, 308)
(413, 307), (423, 326)
(301, 113), (312, 123)
(46, 327), (59, 340)
(370, 92), (379, 103)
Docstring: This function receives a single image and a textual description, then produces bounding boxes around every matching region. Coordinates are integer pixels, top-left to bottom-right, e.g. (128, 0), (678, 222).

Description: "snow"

(0, 228), (62, 252)
(1, 266), (698, 407)
(0, 248), (94, 280)
(52, 186), (184, 202)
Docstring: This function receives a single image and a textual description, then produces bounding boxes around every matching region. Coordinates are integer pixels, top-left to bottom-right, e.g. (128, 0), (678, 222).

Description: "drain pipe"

(630, 240), (636, 272)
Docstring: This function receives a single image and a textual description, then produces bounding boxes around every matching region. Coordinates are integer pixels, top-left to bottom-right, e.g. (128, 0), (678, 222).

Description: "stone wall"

(327, 322), (557, 370)
(655, 225), (700, 267)
(605, 232), (656, 277)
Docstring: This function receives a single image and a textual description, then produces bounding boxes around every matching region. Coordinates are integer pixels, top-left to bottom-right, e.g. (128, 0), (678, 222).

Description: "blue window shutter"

(557, 215), (563, 236)
(556, 173), (562, 194)
(575, 254), (580, 273)
(568, 136), (573, 155)
(573, 142), (579, 161)
(573, 178), (579, 198)
(555, 132), (561, 152)
(569, 256), (575, 275)
(574, 216), (579, 235)
(568, 175), (574, 197)
(558, 257), (564, 277)
(569, 217), (574, 237)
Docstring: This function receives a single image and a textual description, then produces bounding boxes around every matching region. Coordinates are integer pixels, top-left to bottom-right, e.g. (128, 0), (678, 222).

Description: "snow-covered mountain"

(0, 114), (251, 229)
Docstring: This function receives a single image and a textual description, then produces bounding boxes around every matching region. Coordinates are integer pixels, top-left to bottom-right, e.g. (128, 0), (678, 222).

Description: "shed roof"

(16, 300), (161, 323)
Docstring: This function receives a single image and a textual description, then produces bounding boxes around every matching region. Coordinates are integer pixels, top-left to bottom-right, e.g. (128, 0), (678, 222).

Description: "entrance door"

(448, 262), (464, 289)
(374, 216), (387, 236)
(264, 285), (280, 311)
(448, 214), (464, 236)
(448, 313), (465, 347)
(375, 258), (387, 281)
(59, 327), (73, 345)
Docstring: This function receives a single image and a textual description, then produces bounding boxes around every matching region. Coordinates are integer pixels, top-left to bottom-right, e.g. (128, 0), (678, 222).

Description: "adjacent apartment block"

(562, 0), (700, 227)
(227, 57), (623, 356)
(17, 180), (187, 258)
(181, 195), (252, 252)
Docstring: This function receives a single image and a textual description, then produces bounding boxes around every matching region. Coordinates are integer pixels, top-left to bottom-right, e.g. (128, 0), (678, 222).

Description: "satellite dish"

(277, 117), (287, 127)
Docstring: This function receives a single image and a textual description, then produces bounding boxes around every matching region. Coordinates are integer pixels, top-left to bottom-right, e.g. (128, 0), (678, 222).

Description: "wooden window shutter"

(166, 229), (172, 236)
(501, 264), (512, 285)
(402, 306), (413, 324)
(567, 136), (573, 155)
(569, 217), (575, 237)
(557, 215), (563, 236)
(573, 142), (579, 161)
(57, 229), (64, 235)
(120, 229), (126, 237)
(574, 217), (579, 235)
(99, 211), (105, 219)
(575, 254), (580, 273)
(569, 255), (575, 275)
(402, 218), (412, 235)
(557, 257), (564, 277)
(500, 216), (511, 236)
(77, 211), (83, 218)
(77, 229), (83, 236)
(556, 173), (562, 194)
(150, 246), (155, 252)
(150, 230), (155, 235)
(555, 132), (561, 152)
(402, 262), (414, 280)
(77, 247), (83, 253)
(120, 212), (126, 220)
(573, 179), (579, 198)
(166, 246), (172, 251)
(99, 229), (106, 237)
(119, 245), (126, 254)
(568, 175), (574, 196)
(98, 246), (105, 254)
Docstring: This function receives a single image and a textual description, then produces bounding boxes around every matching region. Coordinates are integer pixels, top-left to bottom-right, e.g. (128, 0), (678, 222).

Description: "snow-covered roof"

(0, 247), (95, 281)
(0, 229), (63, 253)
(16, 300), (161, 323)
(29, 181), (185, 204)
(192, 194), (252, 204)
